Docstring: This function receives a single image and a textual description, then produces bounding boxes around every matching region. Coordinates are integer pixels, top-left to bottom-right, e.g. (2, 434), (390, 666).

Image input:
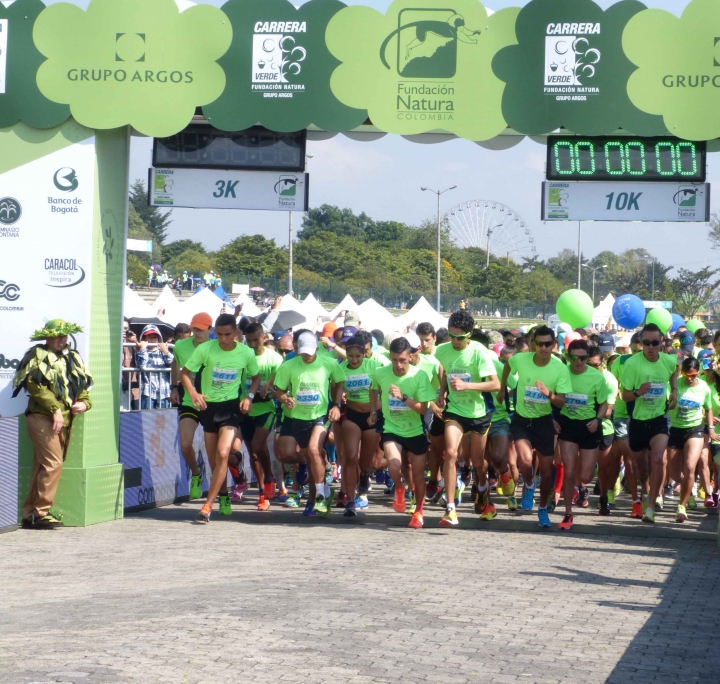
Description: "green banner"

(493, 0), (666, 136)
(326, 0), (519, 141)
(204, 0), (366, 133)
(0, 0), (69, 129)
(624, 0), (720, 141)
(33, 0), (232, 137)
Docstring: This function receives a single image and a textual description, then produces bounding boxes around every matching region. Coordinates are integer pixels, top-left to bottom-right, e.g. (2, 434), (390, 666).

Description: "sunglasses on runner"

(588, 361), (602, 368)
(682, 371), (700, 378)
(536, 341), (553, 348)
(642, 339), (661, 347)
(448, 332), (471, 339)
(569, 354), (587, 362)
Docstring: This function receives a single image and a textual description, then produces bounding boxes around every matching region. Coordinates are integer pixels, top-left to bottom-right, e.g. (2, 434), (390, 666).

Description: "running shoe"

(218, 495), (232, 516)
(359, 472), (371, 493)
(521, 482), (536, 511)
(461, 465), (472, 485)
(704, 496), (718, 510)
(571, 488), (580, 506)
(431, 488), (445, 506)
(36, 514), (64, 529)
(296, 463), (309, 487)
(630, 501), (643, 519)
(675, 504), (687, 522)
(354, 494), (369, 510)
(325, 464), (333, 485)
(655, 496), (664, 511)
(408, 511), (424, 529)
(393, 486), (407, 513)
(488, 477), (498, 492)
(190, 474), (202, 500)
(480, 503), (497, 521)
(383, 477), (395, 496)
(284, 469), (294, 488)
(335, 492), (348, 508)
(500, 472), (515, 497)
(375, 469), (386, 484)
(538, 507), (552, 528)
(406, 492), (417, 515)
(257, 497), (270, 512)
(474, 488), (489, 515)
(613, 477), (622, 498)
(313, 494), (330, 516)
(642, 508), (655, 524)
(332, 463), (339, 482)
(425, 483), (439, 501)
(687, 495), (698, 510)
(607, 490), (616, 506)
(578, 487), (589, 508)
(276, 489), (289, 504)
(284, 492), (301, 508)
(439, 509), (458, 527)
(264, 482), (277, 500)
(303, 499), (316, 517)
(663, 483), (675, 499)
(598, 496), (610, 516)
(558, 514), (573, 531)
(196, 504), (211, 523)
(507, 496), (518, 511)
(20, 517), (35, 530)
(546, 499), (556, 514)
(456, 479), (466, 506)
(698, 486), (707, 500)
(344, 500), (357, 517)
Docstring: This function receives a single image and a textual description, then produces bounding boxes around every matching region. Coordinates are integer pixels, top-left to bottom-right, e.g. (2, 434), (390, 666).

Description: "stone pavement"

(1, 489), (718, 684)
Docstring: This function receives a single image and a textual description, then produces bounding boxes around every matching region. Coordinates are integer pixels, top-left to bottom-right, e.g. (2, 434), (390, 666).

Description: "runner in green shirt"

(499, 325), (572, 528)
(556, 340), (609, 530)
(620, 323), (678, 524)
(169, 312), (212, 500)
(704, 364), (720, 508)
(435, 311), (501, 528)
(368, 337), (435, 529)
(181, 313), (261, 524)
(667, 357), (713, 522)
(274, 331), (344, 517)
(243, 322), (284, 512)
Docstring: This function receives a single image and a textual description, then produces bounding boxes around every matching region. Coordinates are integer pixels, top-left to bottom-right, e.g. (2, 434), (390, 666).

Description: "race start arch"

(2, 0), (720, 526)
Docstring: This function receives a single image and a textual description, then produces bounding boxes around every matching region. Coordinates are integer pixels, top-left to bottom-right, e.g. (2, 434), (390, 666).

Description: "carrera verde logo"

(33, 0), (232, 137)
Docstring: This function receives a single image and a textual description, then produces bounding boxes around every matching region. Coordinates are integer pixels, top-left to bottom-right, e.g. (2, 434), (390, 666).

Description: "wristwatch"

(247, 392), (255, 400)
(402, 394), (409, 402)
(633, 388), (641, 397)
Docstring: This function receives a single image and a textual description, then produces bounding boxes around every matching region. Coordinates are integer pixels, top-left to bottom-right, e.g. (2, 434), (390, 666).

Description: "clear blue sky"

(55, 0), (710, 274)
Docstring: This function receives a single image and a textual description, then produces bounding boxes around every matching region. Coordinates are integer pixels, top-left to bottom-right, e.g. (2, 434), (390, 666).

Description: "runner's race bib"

(524, 386), (549, 404)
(296, 388), (321, 406)
(643, 383), (666, 403)
(212, 367), (237, 384)
(388, 396), (411, 411)
(345, 374), (371, 391)
(565, 393), (588, 412)
(677, 396), (701, 417)
(449, 372), (472, 386)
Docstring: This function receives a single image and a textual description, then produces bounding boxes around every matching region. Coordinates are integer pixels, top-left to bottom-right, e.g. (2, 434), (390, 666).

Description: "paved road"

(1, 491), (718, 684)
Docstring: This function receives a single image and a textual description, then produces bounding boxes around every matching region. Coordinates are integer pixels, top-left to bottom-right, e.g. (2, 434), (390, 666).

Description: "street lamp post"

(421, 185), (456, 311)
(582, 263), (607, 304)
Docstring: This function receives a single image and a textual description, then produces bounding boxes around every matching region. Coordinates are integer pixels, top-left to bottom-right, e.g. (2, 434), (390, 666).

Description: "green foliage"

(126, 253), (150, 286)
(164, 249), (214, 275)
(129, 179), (173, 245)
(669, 266), (720, 318)
(162, 239), (206, 264)
(214, 234), (287, 278)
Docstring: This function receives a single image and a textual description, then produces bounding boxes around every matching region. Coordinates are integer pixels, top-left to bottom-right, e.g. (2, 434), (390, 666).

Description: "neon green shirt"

(560, 366), (609, 422)
(669, 377), (711, 429)
(610, 354), (633, 419)
(416, 352), (442, 393)
(246, 348), (283, 417)
(370, 364), (435, 438)
(435, 341), (497, 419)
(602, 369), (618, 437)
(620, 352), (676, 421)
(184, 340), (260, 404)
(491, 358), (516, 423)
(709, 385), (720, 443)
(341, 357), (385, 404)
(274, 354), (345, 421)
(508, 353), (573, 419)
(173, 337), (201, 408)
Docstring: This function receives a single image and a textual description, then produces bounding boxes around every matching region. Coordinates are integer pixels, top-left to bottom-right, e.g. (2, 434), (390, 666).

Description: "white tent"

(152, 285), (182, 325)
(233, 293), (262, 317)
(176, 287), (227, 324)
(592, 293), (615, 329)
(329, 294), (359, 319)
(357, 298), (399, 334)
(123, 286), (154, 319)
(396, 296), (448, 331)
(301, 293), (328, 321)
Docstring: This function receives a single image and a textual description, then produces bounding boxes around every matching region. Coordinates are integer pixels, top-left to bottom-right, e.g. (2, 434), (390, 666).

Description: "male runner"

(170, 312), (212, 500)
(498, 326), (572, 528)
(620, 323), (678, 523)
(181, 314), (261, 523)
(435, 311), (502, 527)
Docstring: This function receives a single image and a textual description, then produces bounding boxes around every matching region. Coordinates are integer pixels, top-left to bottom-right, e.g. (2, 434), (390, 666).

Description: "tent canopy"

(301, 293), (328, 321)
(357, 298), (399, 334)
(123, 286), (154, 319)
(329, 294), (359, 319)
(233, 293), (261, 317)
(177, 287), (227, 323)
(397, 296), (448, 331)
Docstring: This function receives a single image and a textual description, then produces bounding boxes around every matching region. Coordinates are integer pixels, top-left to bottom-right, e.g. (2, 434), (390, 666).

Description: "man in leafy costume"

(13, 320), (93, 529)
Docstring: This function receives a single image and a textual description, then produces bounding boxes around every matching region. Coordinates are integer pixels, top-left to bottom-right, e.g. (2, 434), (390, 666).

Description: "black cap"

(679, 332), (696, 352)
(597, 333), (614, 352)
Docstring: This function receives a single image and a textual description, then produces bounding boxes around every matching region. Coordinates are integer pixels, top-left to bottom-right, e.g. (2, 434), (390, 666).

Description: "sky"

(89, 0), (716, 275)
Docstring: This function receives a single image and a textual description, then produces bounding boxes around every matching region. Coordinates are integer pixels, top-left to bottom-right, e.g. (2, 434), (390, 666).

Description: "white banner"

(149, 167), (309, 211)
(0, 140), (96, 417)
(0, 20), (7, 95)
(542, 181), (711, 222)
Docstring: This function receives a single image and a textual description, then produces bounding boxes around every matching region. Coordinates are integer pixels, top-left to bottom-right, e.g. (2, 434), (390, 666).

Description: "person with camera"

(122, 319), (139, 411)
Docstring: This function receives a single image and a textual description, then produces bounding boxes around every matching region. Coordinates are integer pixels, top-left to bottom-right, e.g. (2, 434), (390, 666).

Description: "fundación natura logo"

(53, 167), (79, 193)
(252, 20), (307, 93)
(0, 197), (21, 225)
(544, 22), (601, 94)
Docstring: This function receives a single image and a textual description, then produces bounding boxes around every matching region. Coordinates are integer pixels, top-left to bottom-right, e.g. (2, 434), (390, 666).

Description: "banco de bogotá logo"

(116, 33), (146, 62)
(0, 354), (20, 371)
(380, 9), (481, 79)
(252, 21), (307, 90)
(53, 167), (79, 193)
(0, 280), (20, 301)
(544, 23), (601, 89)
(0, 198), (21, 225)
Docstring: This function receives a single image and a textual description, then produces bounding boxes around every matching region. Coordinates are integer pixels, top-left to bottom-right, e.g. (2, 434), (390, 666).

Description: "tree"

(164, 249), (214, 275)
(129, 179), (173, 245)
(126, 253), (150, 286)
(708, 211), (720, 251)
(670, 266), (720, 317)
(547, 248), (580, 288)
(214, 235), (286, 278)
(162, 239), (205, 265)
(125, 205), (158, 284)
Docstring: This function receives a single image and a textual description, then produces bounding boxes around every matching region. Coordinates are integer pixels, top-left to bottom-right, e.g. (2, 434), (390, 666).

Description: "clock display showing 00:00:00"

(546, 136), (706, 182)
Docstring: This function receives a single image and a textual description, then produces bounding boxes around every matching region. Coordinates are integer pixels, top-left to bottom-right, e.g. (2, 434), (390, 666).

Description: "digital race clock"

(153, 125), (307, 172)
(546, 136), (706, 183)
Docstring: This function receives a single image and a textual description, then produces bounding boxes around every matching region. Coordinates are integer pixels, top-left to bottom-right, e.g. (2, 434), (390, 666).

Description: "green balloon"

(646, 307), (672, 334)
(686, 319), (705, 334)
(556, 289), (594, 329)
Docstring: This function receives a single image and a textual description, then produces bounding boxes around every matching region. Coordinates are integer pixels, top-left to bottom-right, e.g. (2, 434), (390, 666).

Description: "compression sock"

(325, 441), (337, 463)
(555, 464), (565, 493)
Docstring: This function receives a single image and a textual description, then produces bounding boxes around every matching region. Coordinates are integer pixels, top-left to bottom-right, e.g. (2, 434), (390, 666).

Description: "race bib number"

(296, 389), (321, 406)
(677, 397), (701, 417)
(565, 393), (588, 412)
(245, 378), (252, 393)
(212, 367), (237, 384)
(449, 372), (472, 386)
(388, 396), (411, 411)
(643, 383), (666, 402)
(345, 374), (371, 391)
(524, 386), (549, 404)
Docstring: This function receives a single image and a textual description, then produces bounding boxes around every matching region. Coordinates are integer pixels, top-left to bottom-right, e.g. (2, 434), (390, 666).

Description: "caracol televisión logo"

(44, 258), (86, 288)
(53, 167), (79, 192)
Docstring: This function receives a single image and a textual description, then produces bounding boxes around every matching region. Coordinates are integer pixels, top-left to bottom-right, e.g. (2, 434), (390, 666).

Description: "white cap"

(404, 331), (422, 351)
(297, 331), (318, 355)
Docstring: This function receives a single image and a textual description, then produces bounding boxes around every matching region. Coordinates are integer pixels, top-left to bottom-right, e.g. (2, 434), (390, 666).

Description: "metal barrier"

(121, 342), (174, 413)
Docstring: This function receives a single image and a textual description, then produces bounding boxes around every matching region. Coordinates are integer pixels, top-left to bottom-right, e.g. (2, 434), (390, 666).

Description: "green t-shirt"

(669, 377), (711, 429)
(184, 340), (260, 404)
(370, 364), (436, 438)
(508, 353), (573, 419)
(372, 351), (391, 367)
(560, 366), (610, 422)
(245, 348), (284, 417)
(173, 337), (201, 408)
(416, 352), (442, 393)
(491, 358), (517, 423)
(610, 354), (633, 419)
(376, 345), (390, 359)
(620, 352), (677, 421)
(274, 354), (345, 421)
(709, 385), (720, 443)
(341, 357), (385, 404)
(435, 341), (497, 419)
(602, 369), (619, 437)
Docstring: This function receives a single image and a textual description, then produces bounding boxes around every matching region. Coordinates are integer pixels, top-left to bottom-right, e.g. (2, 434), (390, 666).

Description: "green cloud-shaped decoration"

(204, 0), (366, 133)
(33, 0), (232, 137)
(624, 0), (720, 140)
(493, 0), (666, 136)
(0, 0), (70, 128)
(326, 0), (518, 141)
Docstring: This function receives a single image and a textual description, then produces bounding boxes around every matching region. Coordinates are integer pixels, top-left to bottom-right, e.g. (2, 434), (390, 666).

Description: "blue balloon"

(670, 313), (685, 333)
(612, 294), (645, 330)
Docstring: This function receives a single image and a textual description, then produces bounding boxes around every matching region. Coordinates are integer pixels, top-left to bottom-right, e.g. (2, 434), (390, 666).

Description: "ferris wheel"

(445, 200), (536, 265)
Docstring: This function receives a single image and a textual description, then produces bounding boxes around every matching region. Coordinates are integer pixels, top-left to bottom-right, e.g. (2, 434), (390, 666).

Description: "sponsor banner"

(0, 418), (18, 530)
(643, 300), (673, 310)
(149, 167), (309, 211)
(0, 138), (95, 417)
(119, 410), (214, 510)
(542, 181), (711, 222)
